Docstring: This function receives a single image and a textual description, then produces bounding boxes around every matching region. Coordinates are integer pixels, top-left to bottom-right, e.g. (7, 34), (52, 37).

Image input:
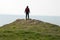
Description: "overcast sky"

(0, 0), (60, 16)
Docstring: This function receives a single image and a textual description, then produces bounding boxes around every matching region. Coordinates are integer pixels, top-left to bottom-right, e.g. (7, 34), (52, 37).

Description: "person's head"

(26, 6), (28, 8)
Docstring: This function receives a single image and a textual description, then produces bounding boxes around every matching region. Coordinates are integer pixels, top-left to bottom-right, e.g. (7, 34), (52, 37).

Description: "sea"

(0, 15), (60, 26)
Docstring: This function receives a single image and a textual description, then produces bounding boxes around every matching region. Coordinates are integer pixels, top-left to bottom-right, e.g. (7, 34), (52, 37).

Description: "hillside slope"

(0, 19), (60, 40)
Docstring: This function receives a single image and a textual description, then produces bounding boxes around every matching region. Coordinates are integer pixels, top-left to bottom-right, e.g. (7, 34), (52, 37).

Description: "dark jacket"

(25, 6), (30, 14)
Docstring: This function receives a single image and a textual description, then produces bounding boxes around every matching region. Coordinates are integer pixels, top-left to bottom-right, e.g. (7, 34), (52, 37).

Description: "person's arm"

(29, 9), (30, 13)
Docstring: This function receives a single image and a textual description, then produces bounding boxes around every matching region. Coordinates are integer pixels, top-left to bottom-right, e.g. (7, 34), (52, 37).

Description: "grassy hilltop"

(0, 19), (60, 40)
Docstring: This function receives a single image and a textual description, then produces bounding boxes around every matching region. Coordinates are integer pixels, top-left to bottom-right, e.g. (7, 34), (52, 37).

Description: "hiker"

(25, 6), (30, 20)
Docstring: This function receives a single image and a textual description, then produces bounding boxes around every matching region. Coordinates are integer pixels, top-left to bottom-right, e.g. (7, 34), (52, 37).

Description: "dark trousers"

(26, 13), (29, 20)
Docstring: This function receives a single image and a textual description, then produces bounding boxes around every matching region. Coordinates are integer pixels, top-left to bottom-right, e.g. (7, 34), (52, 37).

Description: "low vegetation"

(0, 19), (60, 40)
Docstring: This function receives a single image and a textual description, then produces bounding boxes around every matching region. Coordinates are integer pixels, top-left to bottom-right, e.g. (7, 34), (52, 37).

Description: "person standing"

(25, 6), (30, 20)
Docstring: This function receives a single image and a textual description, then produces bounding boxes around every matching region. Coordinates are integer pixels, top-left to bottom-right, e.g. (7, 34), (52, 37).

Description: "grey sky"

(0, 0), (60, 16)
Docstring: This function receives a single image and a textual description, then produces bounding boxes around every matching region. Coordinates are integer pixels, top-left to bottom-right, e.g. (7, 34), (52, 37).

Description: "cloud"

(0, 0), (60, 16)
